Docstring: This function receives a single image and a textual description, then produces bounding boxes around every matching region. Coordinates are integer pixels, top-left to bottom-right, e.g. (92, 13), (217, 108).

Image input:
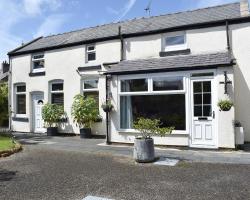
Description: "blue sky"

(0, 0), (246, 62)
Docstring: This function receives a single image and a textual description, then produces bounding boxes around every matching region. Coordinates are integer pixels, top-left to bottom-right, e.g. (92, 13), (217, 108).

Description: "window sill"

(12, 117), (29, 122)
(29, 71), (46, 77)
(159, 49), (191, 57)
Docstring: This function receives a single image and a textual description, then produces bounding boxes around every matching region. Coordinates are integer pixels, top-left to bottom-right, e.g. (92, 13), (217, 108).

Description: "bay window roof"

(105, 52), (234, 75)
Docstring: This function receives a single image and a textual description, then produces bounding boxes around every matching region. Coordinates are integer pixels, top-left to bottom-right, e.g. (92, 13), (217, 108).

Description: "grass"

(0, 135), (15, 151)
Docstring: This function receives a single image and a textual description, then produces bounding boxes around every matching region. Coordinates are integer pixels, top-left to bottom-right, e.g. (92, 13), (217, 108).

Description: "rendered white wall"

(231, 22), (250, 141)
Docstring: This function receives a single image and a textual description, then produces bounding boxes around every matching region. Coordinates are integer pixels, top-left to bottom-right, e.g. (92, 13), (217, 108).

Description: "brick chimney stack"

(240, 0), (250, 16)
(1, 61), (9, 73)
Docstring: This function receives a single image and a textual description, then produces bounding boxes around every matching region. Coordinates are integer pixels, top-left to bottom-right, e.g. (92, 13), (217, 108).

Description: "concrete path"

(12, 132), (250, 165)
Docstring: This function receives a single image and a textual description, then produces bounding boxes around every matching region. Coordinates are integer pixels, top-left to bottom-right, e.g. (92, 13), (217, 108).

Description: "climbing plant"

(0, 83), (8, 127)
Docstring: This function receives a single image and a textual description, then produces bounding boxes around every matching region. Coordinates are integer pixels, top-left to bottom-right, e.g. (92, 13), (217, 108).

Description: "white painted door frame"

(32, 92), (45, 133)
(189, 77), (218, 149)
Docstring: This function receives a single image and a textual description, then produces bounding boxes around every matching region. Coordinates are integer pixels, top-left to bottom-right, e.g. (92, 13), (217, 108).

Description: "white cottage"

(8, 1), (250, 149)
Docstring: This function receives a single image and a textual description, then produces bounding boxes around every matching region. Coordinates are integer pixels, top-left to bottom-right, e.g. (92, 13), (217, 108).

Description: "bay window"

(16, 84), (26, 115)
(119, 76), (186, 131)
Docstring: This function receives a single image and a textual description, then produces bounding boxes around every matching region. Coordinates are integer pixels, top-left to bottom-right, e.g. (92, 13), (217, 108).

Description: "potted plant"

(71, 94), (99, 138)
(101, 99), (114, 113)
(42, 103), (65, 136)
(133, 117), (174, 163)
(234, 120), (244, 146)
(218, 99), (233, 111)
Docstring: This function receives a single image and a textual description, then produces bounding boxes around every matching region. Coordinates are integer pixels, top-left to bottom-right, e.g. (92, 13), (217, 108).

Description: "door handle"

(212, 111), (215, 119)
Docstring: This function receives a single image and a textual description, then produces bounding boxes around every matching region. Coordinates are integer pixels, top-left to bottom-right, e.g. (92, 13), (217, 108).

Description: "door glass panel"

(193, 81), (212, 117)
(203, 94), (211, 104)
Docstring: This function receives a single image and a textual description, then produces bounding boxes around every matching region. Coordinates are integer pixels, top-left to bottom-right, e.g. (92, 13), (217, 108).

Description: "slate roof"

(105, 52), (234, 74)
(0, 72), (8, 82)
(9, 2), (241, 55)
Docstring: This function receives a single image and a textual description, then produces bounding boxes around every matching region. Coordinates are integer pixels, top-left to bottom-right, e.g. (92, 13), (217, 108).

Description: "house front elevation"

(8, 1), (250, 149)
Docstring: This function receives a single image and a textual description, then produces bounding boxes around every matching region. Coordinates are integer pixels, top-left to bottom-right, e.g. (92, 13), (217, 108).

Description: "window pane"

(193, 82), (202, 93)
(203, 105), (212, 117)
(51, 93), (64, 105)
(17, 94), (26, 114)
(87, 46), (95, 51)
(120, 94), (186, 130)
(52, 83), (63, 91)
(33, 54), (44, 59)
(194, 106), (202, 117)
(153, 77), (183, 91)
(33, 60), (44, 69)
(17, 85), (26, 92)
(194, 94), (202, 105)
(203, 93), (211, 104)
(84, 80), (98, 89)
(88, 52), (96, 61)
(84, 91), (99, 107)
(121, 79), (148, 92)
(203, 81), (211, 92)
(166, 35), (185, 46)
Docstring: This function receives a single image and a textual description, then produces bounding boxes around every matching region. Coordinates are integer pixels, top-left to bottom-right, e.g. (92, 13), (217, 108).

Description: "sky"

(0, 0), (247, 62)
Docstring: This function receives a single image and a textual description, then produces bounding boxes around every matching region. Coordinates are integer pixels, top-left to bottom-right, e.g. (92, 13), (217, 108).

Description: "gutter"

(8, 16), (250, 57)
(118, 26), (124, 61)
(226, 21), (231, 51)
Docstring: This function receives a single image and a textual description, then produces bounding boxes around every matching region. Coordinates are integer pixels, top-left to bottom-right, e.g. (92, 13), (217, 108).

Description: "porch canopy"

(105, 52), (234, 75)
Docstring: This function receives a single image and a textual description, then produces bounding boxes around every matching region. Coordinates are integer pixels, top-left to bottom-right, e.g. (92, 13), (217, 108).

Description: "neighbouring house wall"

(231, 22), (250, 142)
(11, 40), (121, 134)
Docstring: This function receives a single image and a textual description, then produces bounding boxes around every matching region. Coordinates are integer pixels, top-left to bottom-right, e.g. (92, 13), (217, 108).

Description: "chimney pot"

(240, 0), (250, 17)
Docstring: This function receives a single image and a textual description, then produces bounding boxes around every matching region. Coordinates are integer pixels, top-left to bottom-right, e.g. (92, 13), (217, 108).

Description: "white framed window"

(86, 45), (96, 62)
(50, 81), (64, 106)
(32, 53), (45, 73)
(82, 79), (99, 106)
(163, 32), (187, 51)
(119, 74), (187, 132)
(15, 84), (26, 116)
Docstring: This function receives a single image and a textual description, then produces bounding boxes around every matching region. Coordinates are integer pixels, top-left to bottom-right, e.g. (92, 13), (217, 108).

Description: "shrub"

(133, 117), (174, 139)
(101, 99), (114, 112)
(218, 99), (233, 111)
(42, 103), (65, 127)
(71, 94), (99, 128)
(0, 83), (8, 127)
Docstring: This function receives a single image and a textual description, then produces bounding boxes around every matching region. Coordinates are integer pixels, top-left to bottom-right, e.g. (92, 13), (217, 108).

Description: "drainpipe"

(226, 21), (231, 51)
(118, 26), (124, 61)
(8, 56), (12, 132)
(105, 74), (111, 144)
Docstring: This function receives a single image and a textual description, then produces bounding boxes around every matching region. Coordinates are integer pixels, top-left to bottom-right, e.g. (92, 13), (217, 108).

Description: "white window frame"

(86, 44), (96, 62)
(163, 31), (187, 52)
(15, 84), (26, 117)
(118, 72), (188, 134)
(50, 81), (64, 106)
(82, 78), (99, 108)
(32, 53), (45, 73)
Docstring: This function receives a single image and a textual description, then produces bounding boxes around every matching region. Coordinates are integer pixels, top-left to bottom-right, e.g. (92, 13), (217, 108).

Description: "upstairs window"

(16, 84), (26, 115)
(51, 82), (64, 106)
(32, 53), (45, 73)
(164, 32), (186, 51)
(86, 45), (96, 62)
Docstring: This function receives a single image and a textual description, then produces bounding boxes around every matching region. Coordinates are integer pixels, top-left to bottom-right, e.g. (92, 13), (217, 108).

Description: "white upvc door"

(190, 78), (217, 148)
(32, 94), (45, 133)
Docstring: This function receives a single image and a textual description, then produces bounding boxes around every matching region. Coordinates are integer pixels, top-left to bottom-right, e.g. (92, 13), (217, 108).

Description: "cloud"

(106, 0), (137, 22)
(23, 0), (62, 16)
(34, 14), (70, 37)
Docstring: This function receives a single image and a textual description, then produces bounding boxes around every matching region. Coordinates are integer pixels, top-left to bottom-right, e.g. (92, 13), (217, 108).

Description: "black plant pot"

(47, 127), (58, 136)
(102, 106), (113, 113)
(80, 128), (92, 139)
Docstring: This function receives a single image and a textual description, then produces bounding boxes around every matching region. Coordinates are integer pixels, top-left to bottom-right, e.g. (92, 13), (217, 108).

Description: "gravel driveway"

(0, 134), (250, 200)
